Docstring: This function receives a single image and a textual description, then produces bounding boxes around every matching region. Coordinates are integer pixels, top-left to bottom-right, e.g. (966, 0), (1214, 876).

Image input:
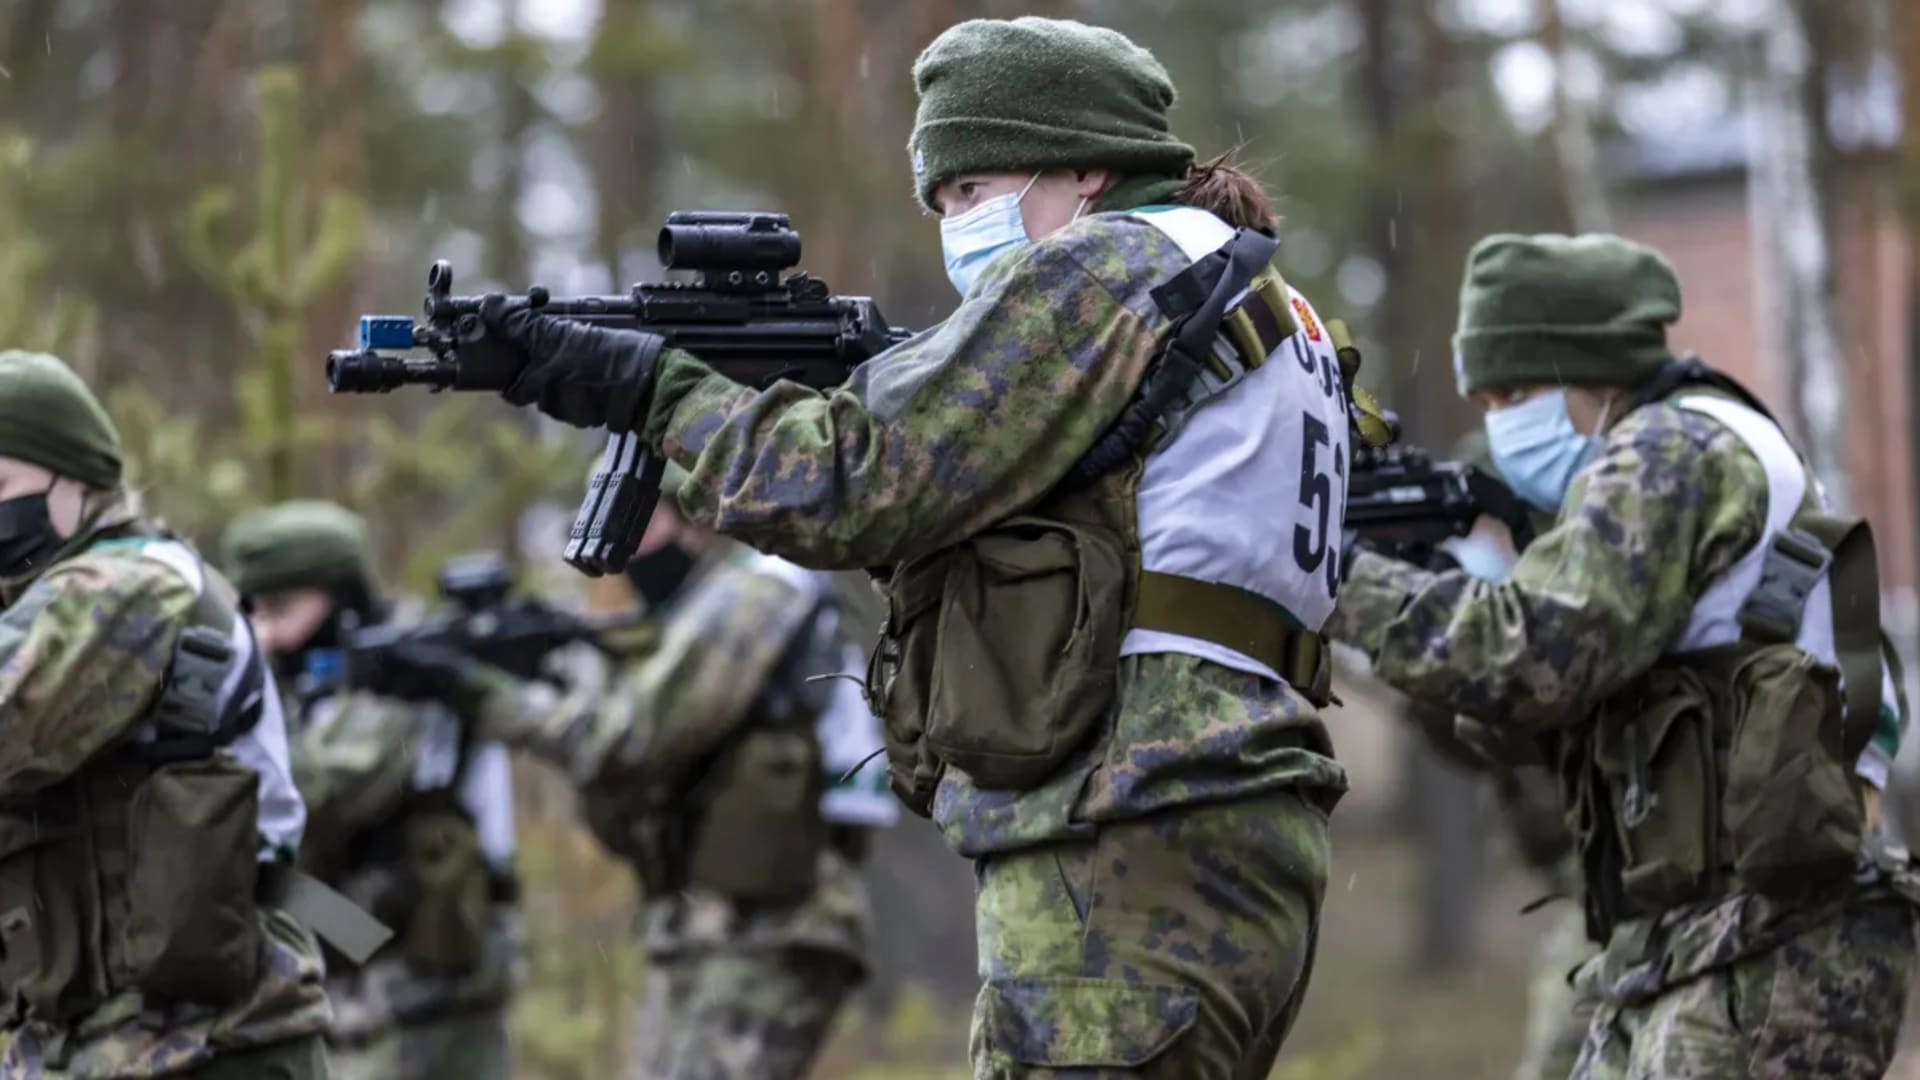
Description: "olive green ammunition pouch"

(866, 228), (1338, 817)
(0, 541), (392, 1023)
(590, 604), (833, 904)
(397, 801), (490, 977)
(1575, 510), (1883, 940)
(0, 608), (267, 1021)
(123, 756), (264, 1002)
(684, 727), (826, 903)
(614, 712), (831, 905)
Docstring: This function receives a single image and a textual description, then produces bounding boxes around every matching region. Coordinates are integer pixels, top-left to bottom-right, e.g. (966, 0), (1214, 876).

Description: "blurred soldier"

(380, 465), (892, 1079)
(223, 501), (519, 1080)
(445, 17), (1374, 1074)
(0, 351), (332, 1078)
(1331, 234), (1916, 1078)
(1426, 436), (1597, 1080)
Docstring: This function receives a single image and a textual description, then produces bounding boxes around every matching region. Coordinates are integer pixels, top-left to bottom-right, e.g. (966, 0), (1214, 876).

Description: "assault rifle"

(326, 212), (913, 577)
(343, 552), (646, 686)
(1344, 436), (1536, 565)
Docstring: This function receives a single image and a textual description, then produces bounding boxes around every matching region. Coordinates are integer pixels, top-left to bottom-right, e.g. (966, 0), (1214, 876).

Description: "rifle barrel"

(327, 349), (458, 392)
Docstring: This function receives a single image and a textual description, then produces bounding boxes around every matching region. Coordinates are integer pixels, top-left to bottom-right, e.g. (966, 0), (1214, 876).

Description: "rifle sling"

(1129, 570), (1329, 705)
(259, 863), (395, 966)
(1060, 226), (1284, 490)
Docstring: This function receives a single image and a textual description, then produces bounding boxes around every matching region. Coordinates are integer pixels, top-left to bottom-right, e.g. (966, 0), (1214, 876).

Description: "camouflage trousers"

(1571, 891), (1915, 1079)
(969, 789), (1329, 1078)
(1514, 902), (1599, 1080)
(325, 1009), (508, 1080)
(629, 946), (861, 1080)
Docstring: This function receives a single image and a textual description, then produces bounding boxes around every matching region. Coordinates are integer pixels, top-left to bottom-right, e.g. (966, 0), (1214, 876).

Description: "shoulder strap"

(1626, 354), (1779, 424)
(1669, 370), (1882, 761)
(1735, 510), (1883, 762)
(136, 552), (266, 764)
(1805, 515), (1883, 762)
(1059, 227), (1282, 490)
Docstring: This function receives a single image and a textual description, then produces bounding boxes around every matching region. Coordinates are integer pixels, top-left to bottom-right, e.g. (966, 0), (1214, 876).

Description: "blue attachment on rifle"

(359, 316), (416, 351)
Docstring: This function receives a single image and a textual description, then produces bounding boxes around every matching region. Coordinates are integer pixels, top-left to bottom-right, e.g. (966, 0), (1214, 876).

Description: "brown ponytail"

(1172, 153), (1279, 232)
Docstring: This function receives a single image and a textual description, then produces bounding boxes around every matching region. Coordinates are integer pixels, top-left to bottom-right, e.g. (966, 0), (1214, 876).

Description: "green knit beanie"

(222, 500), (374, 598)
(909, 17), (1196, 212)
(1453, 234), (1681, 395)
(0, 351), (122, 489)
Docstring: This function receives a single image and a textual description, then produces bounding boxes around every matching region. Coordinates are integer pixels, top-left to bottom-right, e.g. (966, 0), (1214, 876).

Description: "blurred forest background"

(7, 0), (1920, 1076)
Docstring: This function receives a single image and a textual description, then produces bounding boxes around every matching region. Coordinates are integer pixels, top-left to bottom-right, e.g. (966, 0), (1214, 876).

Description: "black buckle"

(152, 624), (234, 739)
(1737, 528), (1831, 644)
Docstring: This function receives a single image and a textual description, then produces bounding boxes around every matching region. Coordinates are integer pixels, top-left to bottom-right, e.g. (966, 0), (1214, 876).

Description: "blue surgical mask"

(939, 172), (1042, 297)
(1484, 389), (1608, 512)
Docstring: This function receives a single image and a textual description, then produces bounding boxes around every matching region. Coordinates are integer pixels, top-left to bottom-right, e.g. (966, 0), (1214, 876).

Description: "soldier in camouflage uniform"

(388, 465), (891, 1080)
(1412, 436), (1597, 1080)
(221, 502), (518, 1080)
(426, 17), (1374, 1078)
(1329, 234), (1917, 1078)
(0, 351), (331, 1078)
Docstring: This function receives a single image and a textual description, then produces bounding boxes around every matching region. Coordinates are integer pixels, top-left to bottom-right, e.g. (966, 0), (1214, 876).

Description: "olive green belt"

(1129, 570), (1331, 705)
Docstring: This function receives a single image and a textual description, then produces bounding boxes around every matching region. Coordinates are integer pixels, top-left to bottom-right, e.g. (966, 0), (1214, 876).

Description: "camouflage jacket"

(287, 683), (519, 1034)
(0, 512), (329, 1077)
(478, 546), (873, 963)
(633, 210), (1347, 856)
(1328, 399), (1898, 968)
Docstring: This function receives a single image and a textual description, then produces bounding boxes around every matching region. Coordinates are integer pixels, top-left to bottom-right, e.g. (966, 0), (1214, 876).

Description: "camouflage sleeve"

(0, 550), (195, 796)
(472, 643), (612, 779)
(1327, 403), (1768, 728)
(288, 694), (420, 836)
(482, 557), (822, 791)
(638, 218), (1176, 569)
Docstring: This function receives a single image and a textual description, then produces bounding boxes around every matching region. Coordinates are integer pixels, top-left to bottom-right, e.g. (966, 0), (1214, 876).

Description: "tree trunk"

(1746, 0), (1852, 509)
(1400, 707), (1485, 971)
(1355, 0), (1486, 973)
(0, 0), (61, 98)
(489, 0), (535, 285)
(589, 0), (659, 288)
(1883, 0), (1920, 848)
(1538, 0), (1611, 233)
(301, 0), (366, 496)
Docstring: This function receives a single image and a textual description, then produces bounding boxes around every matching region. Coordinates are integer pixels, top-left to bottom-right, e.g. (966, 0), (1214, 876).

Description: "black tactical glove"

(477, 294), (665, 433)
(350, 640), (492, 718)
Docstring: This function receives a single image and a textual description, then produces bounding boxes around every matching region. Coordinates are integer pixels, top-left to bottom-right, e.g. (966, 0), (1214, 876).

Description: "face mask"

(940, 172), (1042, 297)
(1484, 389), (1608, 512)
(625, 542), (696, 611)
(0, 488), (64, 578)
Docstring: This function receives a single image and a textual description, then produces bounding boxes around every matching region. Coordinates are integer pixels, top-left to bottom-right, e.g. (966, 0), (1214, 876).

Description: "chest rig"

(871, 212), (1391, 815)
(1564, 359), (1887, 941)
(0, 541), (271, 1023)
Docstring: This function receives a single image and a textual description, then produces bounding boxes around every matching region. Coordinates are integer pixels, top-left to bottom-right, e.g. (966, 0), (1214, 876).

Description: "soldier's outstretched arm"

(1329, 402), (1769, 729)
(627, 234), (1151, 569)
(469, 644), (610, 780)
(475, 559), (817, 788)
(0, 551), (195, 796)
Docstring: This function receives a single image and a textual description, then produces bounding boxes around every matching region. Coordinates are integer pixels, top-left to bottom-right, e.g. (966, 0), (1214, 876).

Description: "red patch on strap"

(1292, 297), (1322, 342)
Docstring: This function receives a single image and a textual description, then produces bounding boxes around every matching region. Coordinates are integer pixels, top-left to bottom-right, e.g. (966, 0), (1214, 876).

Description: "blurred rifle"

(342, 552), (648, 687)
(1344, 416), (1536, 565)
(326, 212), (913, 577)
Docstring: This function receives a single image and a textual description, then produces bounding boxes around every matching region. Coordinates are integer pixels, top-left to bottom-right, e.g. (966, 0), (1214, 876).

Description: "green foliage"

(187, 65), (366, 502)
(0, 136), (93, 356)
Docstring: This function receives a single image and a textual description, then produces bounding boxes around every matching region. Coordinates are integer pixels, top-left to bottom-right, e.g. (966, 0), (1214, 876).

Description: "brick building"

(1612, 82), (1915, 636)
